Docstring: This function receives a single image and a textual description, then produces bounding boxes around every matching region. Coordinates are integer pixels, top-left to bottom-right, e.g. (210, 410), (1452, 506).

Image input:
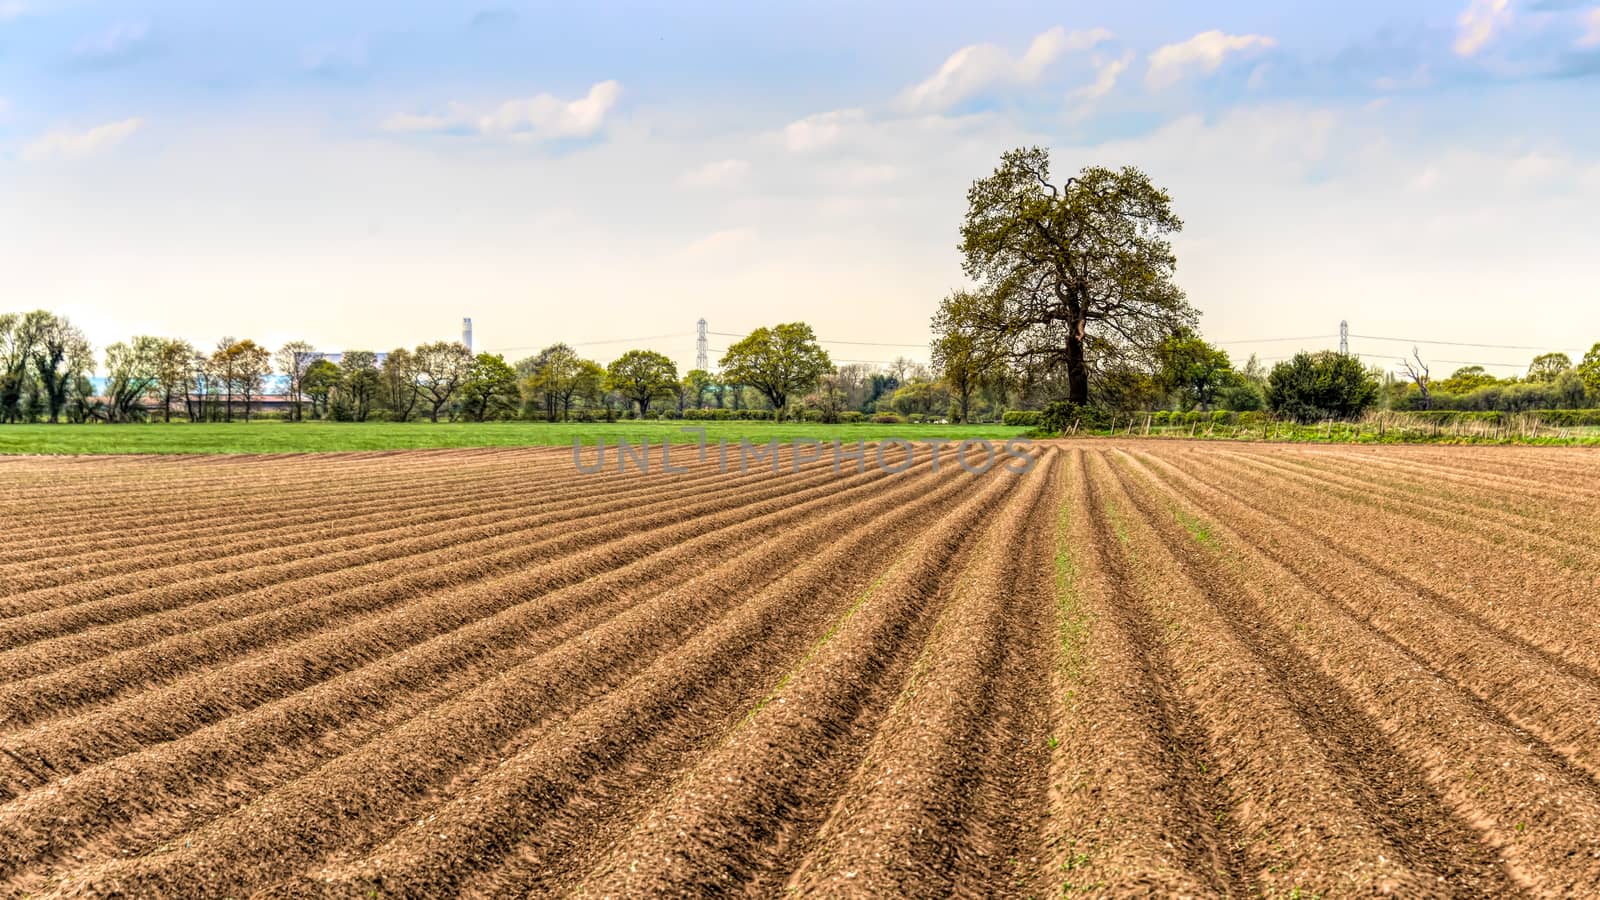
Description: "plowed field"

(3, 441), (1599, 897)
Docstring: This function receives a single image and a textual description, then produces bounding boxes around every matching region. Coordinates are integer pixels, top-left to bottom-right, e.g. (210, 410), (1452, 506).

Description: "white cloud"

(782, 108), (864, 152)
(904, 26), (1112, 111)
(678, 158), (750, 188)
(1580, 8), (1600, 48)
(22, 118), (144, 161)
(1453, 0), (1513, 57)
(1146, 30), (1276, 89)
(73, 21), (151, 64)
(384, 81), (621, 142)
(1069, 52), (1133, 102)
(0, 2), (23, 22)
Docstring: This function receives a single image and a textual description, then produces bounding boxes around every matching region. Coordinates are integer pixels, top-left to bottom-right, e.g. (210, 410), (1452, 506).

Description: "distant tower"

(462, 317), (474, 352)
(1339, 320), (1349, 356)
(696, 318), (709, 371)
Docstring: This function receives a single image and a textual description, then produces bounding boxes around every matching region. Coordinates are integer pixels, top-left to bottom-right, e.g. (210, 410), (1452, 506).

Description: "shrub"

(1040, 401), (1110, 434)
(1211, 410), (1233, 425)
(871, 413), (903, 424)
(838, 410), (865, 424)
(1001, 410), (1042, 427)
(1152, 410), (1171, 426)
(1267, 351), (1379, 423)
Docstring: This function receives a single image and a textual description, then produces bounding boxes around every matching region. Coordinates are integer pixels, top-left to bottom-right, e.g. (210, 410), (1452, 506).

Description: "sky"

(2, 0), (1598, 376)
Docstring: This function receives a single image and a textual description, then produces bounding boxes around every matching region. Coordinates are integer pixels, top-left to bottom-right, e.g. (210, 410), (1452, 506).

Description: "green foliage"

(605, 349), (679, 418)
(302, 359), (342, 419)
(1041, 401), (1110, 434)
(103, 336), (163, 423)
(460, 353), (520, 422)
(1579, 344), (1600, 398)
(1436, 365), (1500, 395)
(412, 341), (475, 422)
(1526, 352), (1573, 383)
(959, 148), (1191, 404)
(931, 288), (1006, 422)
(1266, 352), (1379, 423)
(1217, 378), (1266, 411)
(1002, 410), (1042, 427)
(718, 322), (832, 419)
(1155, 327), (1232, 411)
(338, 352), (382, 422)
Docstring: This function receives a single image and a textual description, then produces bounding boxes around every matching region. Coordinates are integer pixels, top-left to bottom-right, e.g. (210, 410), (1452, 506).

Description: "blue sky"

(3, 0), (1598, 374)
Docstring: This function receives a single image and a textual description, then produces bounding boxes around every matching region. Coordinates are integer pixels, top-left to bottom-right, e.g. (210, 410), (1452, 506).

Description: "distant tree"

(274, 341), (318, 421)
(931, 289), (1005, 423)
(1267, 351), (1379, 423)
(103, 336), (163, 422)
(606, 349), (679, 417)
(337, 351), (381, 421)
(232, 340), (272, 422)
(413, 341), (474, 422)
(209, 337), (242, 421)
(718, 322), (833, 420)
(519, 343), (592, 422)
(303, 359), (342, 418)
(65, 372), (106, 423)
(152, 338), (196, 423)
(381, 348), (422, 422)
(682, 368), (714, 410)
(1578, 344), (1600, 401)
(1240, 352), (1268, 387)
(188, 349), (213, 422)
(1527, 352), (1573, 383)
(461, 352), (520, 422)
(1216, 378), (1266, 412)
(24, 311), (93, 423)
(574, 359), (606, 416)
(1399, 347), (1433, 410)
(1437, 365), (1499, 395)
(804, 374), (849, 423)
(1155, 328), (1233, 411)
(959, 149), (1192, 404)
(0, 313), (36, 423)
(890, 378), (950, 417)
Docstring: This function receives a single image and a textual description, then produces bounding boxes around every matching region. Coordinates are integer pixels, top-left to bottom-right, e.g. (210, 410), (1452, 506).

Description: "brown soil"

(3, 441), (1599, 897)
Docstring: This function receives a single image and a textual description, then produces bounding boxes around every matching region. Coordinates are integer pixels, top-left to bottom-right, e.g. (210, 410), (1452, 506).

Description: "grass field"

(5, 441), (1600, 895)
(0, 420), (1029, 455)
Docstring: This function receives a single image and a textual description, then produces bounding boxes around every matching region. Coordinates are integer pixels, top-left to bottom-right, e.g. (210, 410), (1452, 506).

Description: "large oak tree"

(958, 148), (1194, 405)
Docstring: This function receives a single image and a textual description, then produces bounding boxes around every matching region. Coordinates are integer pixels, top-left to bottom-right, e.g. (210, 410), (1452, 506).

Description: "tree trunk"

(1065, 322), (1090, 405)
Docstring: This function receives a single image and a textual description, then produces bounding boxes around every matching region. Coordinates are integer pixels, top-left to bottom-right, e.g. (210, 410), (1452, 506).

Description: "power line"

(483, 332), (692, 354)
(1349, 333), (1589, 354)
(707, 330), (928, 349)
(1215, 335), (1338, 345)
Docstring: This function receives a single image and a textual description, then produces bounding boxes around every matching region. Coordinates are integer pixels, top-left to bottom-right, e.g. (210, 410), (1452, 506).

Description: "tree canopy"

(1155, 327), (1233, 411)
(718, 322), (833, 419)
(1267, 352), (1379, 423)
(605, 349), (679, 417)
(956, 148), (1193, 405)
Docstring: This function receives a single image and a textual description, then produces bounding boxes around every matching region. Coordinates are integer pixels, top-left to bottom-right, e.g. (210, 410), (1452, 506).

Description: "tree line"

(0, 313), (971, 425)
